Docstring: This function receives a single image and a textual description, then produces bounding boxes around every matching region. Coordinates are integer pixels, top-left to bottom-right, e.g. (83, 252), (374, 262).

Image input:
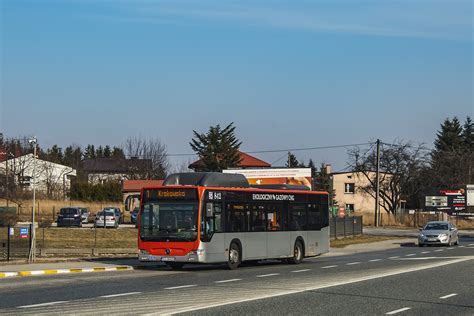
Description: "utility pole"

(28, 137), (37, 263)
(375, 139), (381, 227)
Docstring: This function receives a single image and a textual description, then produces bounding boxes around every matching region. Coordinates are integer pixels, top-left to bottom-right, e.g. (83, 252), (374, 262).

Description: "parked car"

(57, 207), (82, 227)
(79, 207), (90, 224)
(418, 221), (459, 247)
(103, 207), (123, 224)
(94, 210), (118, 228)
(131, 208), (139, 227)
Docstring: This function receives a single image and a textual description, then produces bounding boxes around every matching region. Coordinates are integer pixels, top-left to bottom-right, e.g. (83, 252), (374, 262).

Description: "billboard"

(467, 184), (474, 207)
(423, 187), (469, 215)
(223, 168), (312, 189)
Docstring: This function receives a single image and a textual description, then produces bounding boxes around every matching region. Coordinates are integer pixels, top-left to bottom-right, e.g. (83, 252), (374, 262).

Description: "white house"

(0, 154), (76, 199)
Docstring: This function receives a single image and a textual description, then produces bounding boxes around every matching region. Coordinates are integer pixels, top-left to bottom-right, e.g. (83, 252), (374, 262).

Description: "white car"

(418, 221), (459, 247)
(94, 210), (119, 228)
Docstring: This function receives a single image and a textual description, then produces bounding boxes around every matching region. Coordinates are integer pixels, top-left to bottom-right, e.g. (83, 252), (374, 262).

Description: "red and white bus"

(138, 172), (329, 269)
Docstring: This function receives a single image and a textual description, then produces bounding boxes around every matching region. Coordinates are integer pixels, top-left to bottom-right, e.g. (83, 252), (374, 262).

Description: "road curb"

(0, 266), (134, 278)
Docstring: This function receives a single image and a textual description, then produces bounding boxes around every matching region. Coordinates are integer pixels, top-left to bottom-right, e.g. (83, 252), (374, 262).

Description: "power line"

(166, 142), (374, 157)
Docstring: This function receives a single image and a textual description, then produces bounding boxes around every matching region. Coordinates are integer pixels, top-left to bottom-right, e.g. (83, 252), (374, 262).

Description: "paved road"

(1, 236), (473, 315)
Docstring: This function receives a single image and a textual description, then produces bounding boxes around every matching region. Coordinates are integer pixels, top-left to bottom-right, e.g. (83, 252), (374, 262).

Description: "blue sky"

(1, 0), (472, 171)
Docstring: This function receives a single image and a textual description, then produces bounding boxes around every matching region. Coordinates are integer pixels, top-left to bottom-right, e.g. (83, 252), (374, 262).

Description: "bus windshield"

(140, 202), (198, 242)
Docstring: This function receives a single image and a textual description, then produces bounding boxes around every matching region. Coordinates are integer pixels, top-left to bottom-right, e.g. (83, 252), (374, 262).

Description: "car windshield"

(424, 223), (448, 230)
(140, 202), (198, 242)
(60, 208), (79, 215)
(97, 211), (115, 217)
(81, 209), (88, 215)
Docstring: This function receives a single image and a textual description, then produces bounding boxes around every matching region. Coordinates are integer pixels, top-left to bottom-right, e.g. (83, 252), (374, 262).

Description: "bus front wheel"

(288, 240), (303, 264)
(227, 243), (241, 270)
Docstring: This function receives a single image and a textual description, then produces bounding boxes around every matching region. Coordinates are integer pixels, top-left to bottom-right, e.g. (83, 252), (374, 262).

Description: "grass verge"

(330, 235), (406, 248)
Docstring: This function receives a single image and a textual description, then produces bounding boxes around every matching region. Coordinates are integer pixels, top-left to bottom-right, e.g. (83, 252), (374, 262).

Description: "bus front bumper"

(138, 249), (203, 263)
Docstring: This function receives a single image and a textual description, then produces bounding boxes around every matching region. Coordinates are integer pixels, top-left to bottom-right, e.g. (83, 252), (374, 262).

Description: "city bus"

(138, 172), (329, 269)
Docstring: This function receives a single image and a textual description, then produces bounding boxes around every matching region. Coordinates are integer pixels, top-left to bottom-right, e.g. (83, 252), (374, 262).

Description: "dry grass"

(330, 235), (405, 248)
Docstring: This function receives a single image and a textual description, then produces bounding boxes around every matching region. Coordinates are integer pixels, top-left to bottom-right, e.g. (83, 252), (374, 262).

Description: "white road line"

(386, 307), (411, 314)
(100, 292), (141, 298)
(215, 279), (241, 283)
(459, 245), (465, 248)
(440, 293), (458, 299)
(389, 256), (400, 259)
(447, 247), (454, 250)
(346, 262), (361, 265)
(468, 243), (474, 246)
(434, 249), (444, 252)
(405, 254), (416, 257)
(18, 301), (68, 309)
(321, 265), (338, 269)
(369, 259), (382, 262)
(291, 269), (311, 273)
(165, 285), (197, 290)
(257, 273), (280, 278)
(421, 251), (430, 254)
(166, 256), (473, 316)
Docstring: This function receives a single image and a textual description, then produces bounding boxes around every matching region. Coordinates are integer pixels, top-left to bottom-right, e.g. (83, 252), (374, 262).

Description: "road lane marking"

(165, 285), (197, 290)
(346, 262), (361, 265)
(405, 254), (416, 257)
(257, 273), (280, 278)
(421, 251), (430, 254)
(215, 279), (241, 283)
(321, 265), (338, 269)
(291, 269), (311, 273)
(386, 307), (411, 314)
(100, 292), (141, 298)
(165, 256), (474, 315)
(458, 245), (465, 248)
(468, 244), (474, 246)
(369, 259), (382, 262)
(388, 256), (400, 259)
(447, 247), (454, 250)
(18, 301), (68, 309)
(434, 249), (444, 252)
(440, 293), (458, 299)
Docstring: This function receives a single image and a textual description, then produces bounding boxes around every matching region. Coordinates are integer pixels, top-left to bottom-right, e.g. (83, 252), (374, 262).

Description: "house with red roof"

(188, 151), (270, 171)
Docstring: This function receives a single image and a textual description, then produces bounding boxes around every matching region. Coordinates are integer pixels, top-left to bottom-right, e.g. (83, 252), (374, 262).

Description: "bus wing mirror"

(206, 203), (214, 217)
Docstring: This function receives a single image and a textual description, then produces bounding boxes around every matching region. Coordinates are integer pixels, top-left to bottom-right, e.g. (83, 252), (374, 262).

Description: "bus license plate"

(161, 257), (176, 262)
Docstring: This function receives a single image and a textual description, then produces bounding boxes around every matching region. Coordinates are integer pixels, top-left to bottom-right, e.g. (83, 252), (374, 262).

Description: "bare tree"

(347, 141), (428, 216)
(124, 136), (170, 179)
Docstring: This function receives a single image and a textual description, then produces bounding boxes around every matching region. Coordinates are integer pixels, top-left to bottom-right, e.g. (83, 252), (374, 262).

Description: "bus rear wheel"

(288, 240), (303, 264)
(227, 243), (241, 270)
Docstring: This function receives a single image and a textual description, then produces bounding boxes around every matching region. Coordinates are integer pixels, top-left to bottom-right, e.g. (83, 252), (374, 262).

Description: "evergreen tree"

(44, 145), (64, 164)
(285, 152), (305, 168)
(84, 145), (96, 159)
(433, 117), (463, 155)
(96, 146), (104, 158)
(190, 122), (242, 172)
(462, 116), (474, 152)
(103, 145), (112, 158)
(112, 147), (125, 159)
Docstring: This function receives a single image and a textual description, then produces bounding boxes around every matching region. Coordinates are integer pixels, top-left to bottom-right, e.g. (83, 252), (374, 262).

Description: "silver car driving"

(94, 210), (119, 228)
(418, 221), (459, 247)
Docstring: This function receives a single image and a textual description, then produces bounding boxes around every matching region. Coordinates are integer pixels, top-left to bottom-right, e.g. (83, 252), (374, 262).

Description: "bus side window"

(267, 207), (281, 231)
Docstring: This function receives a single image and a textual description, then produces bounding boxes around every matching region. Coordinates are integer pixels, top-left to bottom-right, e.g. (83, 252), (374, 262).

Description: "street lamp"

(28, 136), (37, 263)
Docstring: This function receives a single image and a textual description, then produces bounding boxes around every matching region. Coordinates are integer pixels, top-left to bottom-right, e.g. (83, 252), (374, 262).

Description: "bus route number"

(208, 191), (222, 200)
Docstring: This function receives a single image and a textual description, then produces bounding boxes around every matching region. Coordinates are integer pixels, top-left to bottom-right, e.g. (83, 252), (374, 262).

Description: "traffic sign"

(20, 227), (29, 239)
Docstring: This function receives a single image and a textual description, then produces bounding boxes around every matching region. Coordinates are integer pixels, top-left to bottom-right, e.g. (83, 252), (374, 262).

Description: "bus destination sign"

(145, 188), (197, 200)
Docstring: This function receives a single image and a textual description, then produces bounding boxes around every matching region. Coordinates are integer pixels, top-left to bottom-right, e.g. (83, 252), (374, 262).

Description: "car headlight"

(419, 233), (424, 238)
(439, 233), (448, 239)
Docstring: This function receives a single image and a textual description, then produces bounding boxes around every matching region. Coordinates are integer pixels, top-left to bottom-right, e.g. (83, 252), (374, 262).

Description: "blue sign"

(20, 227), (29, 239)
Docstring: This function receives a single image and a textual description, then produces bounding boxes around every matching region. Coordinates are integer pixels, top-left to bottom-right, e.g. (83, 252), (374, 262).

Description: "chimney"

(325, 164), (332, 175)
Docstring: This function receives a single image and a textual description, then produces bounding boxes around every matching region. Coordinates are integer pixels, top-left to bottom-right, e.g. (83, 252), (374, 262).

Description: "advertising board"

(223, 168), (312, 189)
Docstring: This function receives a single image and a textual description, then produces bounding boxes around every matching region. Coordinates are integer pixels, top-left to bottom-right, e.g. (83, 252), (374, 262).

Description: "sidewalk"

(0, 257), (140, 278)
(326, 238), (416, 257)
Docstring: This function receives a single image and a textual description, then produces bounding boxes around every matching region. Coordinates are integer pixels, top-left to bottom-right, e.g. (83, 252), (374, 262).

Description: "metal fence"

(330, 216), (363, 238)
(0, 225), (32, 261)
